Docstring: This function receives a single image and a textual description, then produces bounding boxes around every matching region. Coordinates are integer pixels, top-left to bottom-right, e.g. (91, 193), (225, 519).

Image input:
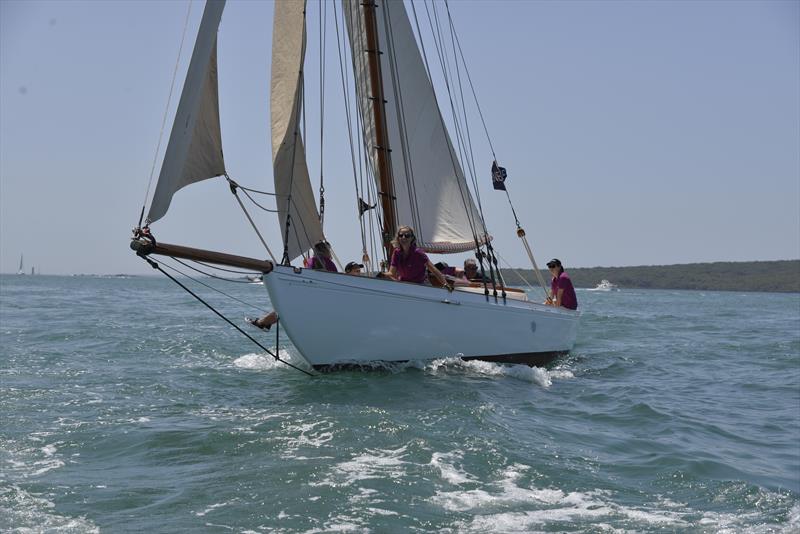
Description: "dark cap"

(546, 258), (562, 268)
(345, 261), (364, 273)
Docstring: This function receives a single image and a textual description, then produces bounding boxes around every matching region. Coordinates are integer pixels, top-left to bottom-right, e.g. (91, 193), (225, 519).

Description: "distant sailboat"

(17, 255), (25, 275)
(31, 266), (35, 276)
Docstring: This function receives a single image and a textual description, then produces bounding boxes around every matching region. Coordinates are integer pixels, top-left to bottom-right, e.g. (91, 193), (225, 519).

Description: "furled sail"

(344, 0), (487, 253)
(147, 0), (227, 224)
(271, 0), (325, 262)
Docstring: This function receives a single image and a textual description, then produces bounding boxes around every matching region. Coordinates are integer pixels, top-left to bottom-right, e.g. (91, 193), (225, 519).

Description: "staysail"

(344, 0), (487, 253)
(271, 0), (325, 262)
(147, 0), (227, 224)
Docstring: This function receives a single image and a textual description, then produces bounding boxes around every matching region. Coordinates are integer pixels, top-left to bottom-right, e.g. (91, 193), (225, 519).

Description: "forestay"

(147, 0), (227, 224)
(343, 0), (487, 253)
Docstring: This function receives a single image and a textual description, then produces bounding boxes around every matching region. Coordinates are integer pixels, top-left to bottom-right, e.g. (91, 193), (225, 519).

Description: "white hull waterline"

(264, 266), (579, 369)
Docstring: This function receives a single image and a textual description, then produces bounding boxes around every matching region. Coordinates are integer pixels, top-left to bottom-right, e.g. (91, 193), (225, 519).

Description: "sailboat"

(17, 254), (25, 275)
(131, 0), (580, 369)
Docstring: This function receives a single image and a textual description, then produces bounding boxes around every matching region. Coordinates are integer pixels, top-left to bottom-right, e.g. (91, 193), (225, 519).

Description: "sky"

(1, 0), (798, 275)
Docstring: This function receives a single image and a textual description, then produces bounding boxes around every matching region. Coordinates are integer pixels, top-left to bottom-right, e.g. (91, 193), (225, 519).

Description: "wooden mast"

(362, 0), (397, 259)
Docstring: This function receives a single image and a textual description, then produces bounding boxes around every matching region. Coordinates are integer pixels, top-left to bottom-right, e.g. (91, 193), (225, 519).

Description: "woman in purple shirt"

(546, 258), (578, 310)
(248, 241), (336, 331)
(386, 226), (451, 289)
(304, 241), (338, 272)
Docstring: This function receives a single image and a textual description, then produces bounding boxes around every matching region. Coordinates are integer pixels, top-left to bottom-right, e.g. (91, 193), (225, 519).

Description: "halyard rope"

(138, 0), (194, 227)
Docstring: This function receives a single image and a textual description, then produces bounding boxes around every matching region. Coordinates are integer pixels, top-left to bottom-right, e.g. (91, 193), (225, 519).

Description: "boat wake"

(421, 357), (574, 387)
(231, 352), (573, 386)
(232, 350), (310, 372)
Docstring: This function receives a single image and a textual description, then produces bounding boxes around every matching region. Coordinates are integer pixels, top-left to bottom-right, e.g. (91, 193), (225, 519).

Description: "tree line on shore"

(501, 260), (799, 293)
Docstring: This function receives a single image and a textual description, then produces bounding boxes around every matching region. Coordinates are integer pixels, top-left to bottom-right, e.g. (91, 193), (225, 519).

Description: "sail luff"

(271, 0), (325, 262)
(147, 0), (227, 225)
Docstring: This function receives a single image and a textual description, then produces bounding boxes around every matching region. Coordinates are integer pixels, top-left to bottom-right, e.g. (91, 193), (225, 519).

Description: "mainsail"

(344, 0), (486, 253)
(271, 0), (325, 262)
(147, 0), (227, 224)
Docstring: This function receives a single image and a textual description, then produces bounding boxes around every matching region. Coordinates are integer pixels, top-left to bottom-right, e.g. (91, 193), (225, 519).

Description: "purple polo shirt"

(390, 247), (429, 283)
(551, 271), (578, 310)
(305, 255), (338, 272)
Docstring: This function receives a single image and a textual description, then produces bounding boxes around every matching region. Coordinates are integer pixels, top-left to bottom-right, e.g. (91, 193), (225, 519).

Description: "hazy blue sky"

(1, 0), (798, 275)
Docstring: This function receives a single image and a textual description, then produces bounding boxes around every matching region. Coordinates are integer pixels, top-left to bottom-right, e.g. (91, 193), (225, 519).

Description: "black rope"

(159, 258), (268, 312)
(235, 183), (280, 197)
(169, 257), (256, 284)
(190, 259), (263, 276)
(139, 254), (315, 376)
(239, 187), (279, 213)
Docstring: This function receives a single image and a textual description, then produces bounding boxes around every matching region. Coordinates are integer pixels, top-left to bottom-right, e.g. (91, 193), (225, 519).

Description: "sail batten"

(271, 0), (325, 262)
(344, 0), (486, 253)
(147, 0), (227, 224)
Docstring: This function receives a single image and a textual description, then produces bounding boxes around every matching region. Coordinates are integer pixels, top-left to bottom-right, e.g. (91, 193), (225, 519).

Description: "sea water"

(1, 274), (798, 532)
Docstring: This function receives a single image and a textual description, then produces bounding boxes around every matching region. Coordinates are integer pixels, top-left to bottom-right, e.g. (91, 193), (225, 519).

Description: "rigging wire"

(335, 1), (383, 268)
(414, 0), (500, 297)
(190, 259), (263, 276)
(318, 0), (327, 227)
(237, 185), (279, 213)
(227, 176), (279, 263)
(138, 254), (314, 377)
(160, 257), (269, 311)
(444, 0), (497, 159)
(492, 249), (536, 291)
(441, 0), (537, 297)
(138, 0), (194, 228)
(234, 183), (279, 197)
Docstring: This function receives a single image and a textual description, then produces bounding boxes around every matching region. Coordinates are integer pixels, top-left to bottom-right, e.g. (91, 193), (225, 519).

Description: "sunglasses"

(398, 233), (414, 238)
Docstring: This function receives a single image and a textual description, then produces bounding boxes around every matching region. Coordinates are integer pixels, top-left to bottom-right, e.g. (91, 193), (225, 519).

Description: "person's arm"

(555, 287), (565, 307)
(426, 260), (453, 290)
(386, 265), (398, 280)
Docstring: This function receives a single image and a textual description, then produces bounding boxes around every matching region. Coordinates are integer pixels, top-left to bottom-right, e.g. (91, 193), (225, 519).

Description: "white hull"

(264, 266), (579, 368)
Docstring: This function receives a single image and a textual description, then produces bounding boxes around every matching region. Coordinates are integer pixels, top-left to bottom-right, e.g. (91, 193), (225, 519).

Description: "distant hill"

(501, 260), (800, 293)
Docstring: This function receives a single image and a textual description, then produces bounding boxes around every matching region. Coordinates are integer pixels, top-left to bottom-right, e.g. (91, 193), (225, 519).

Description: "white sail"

(147, 0), (227, 224)
(344, 0), (486, 253)
(271, 0), (325, 262)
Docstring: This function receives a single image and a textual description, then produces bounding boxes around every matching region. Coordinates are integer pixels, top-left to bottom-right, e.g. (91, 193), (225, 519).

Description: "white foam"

(430, 451), (475, 485)
(232, 349), (310, 372)
(420, 357), (561, 387)
(0, 484), (99, 533)
(434, 464), (692, 530)
(279, 420), (335, 454)
(195, 500), (236, 517)
(783, 504), (800, 533)
(311, 445), (410, 487)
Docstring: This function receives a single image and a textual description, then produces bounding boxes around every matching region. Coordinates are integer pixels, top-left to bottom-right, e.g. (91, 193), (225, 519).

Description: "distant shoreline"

(3, 259), (799, 293)
(502, 260), (800, 293)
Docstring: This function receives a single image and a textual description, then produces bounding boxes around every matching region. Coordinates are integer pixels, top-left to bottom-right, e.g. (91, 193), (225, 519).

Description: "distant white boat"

(17, 254), (25, 275)
(587, 279), (619, 292)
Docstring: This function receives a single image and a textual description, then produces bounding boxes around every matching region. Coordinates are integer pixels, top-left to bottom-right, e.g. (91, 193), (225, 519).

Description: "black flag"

(491, 161), (507, 191)
(358, 197), (376, 216)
